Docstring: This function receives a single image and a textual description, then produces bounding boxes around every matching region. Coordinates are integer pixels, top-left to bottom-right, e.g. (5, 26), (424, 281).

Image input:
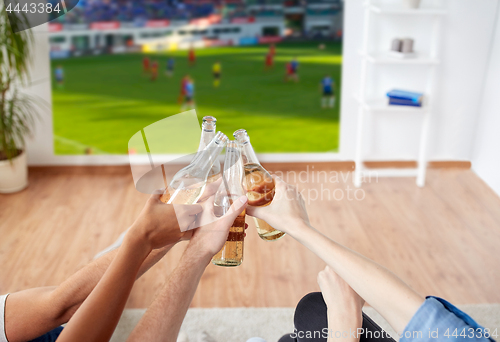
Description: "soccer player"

(320, 74), (335, 108)
(265, 52), (274, 70)
(188, 46), (196, 66)
(143, 56), (150, 73)
(54, 65), (64, 88)
(290, 57), (299, 82)
(166, 57), (174, 77)
(178, 74), (189, 104)
(284, 62), (293, 82)
(182, 77), (195, 110)
(212, 61), (221, 87)
(151, 60), (158, 81)
(269, 43), (276, 56)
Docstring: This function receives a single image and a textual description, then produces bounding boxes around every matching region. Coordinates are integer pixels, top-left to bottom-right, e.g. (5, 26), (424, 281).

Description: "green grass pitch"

(51, 41), (342, 154)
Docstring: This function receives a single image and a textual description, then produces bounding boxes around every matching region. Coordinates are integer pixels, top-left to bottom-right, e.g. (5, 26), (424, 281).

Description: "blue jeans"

(29, 327), (63, 342)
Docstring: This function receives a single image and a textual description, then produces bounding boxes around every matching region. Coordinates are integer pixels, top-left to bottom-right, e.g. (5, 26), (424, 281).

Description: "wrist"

(327, 308), (363, 330)
(124, 225), (154, 257)
(290, 221), (315, 240)
(184, 241), (213, 266)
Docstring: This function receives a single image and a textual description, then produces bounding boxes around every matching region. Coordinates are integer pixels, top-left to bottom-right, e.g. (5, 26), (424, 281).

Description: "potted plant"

(0, 7), (36, 193)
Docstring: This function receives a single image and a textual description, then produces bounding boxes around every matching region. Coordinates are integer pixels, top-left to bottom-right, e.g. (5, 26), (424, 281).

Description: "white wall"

(471, 4), (500, 196)
(339, 0), (499, 161)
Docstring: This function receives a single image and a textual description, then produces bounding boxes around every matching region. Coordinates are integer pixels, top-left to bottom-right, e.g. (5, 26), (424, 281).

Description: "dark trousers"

(279, 292), (396, 342)
(29, 326), (63, 342)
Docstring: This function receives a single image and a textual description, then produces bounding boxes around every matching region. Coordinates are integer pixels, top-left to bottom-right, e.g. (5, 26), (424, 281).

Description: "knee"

(294, 292), (327, 329)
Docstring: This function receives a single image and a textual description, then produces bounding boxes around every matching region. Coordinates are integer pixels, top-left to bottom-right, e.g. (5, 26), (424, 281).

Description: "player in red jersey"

(188, 47), (196, 66)
(178, 74), (190, 103)
(151, 61), (158, 81)
(269, 43), (276, 56)
(143, 56), (150, 73)
(265, 52), (274, 70)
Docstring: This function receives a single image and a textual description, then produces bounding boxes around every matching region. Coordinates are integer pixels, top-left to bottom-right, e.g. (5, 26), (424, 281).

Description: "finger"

(245, 223), (248, 230)
(219, 196), (248, 228)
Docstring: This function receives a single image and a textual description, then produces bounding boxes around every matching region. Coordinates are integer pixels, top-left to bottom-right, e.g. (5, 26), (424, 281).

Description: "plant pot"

(403, 0), (421, 9)
(0, 151), (28, 193)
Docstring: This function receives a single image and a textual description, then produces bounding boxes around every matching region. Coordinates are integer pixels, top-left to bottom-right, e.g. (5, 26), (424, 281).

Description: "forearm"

(327, 309), (362, 342)
(127, 246), (212, 342)
(50, 244), (172, 321)
(4, 244), (171, 342)
(56, 233), (151, 342)
(294, 225), (423, 334)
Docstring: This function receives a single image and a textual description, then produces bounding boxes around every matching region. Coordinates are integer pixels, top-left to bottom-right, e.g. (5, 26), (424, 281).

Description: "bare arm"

(53, 193), (202, 342)
(56, 231), (151, 342)
(318, 266), (364, 342)
(127, 243), (211, 342)
(246, 178), (424, 334)
(5, 192), (201, 342)
(5, 245), (171, 342)
(127, 196), (248, 342)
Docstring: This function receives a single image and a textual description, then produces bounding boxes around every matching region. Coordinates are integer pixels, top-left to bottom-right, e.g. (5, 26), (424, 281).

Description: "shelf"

(358, 51), (440, 65)
(367, 4), (447, 16)
(353, 95), (428, 113)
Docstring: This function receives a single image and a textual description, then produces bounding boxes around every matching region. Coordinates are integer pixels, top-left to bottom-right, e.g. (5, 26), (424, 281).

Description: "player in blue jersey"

(182, 76), (195, 110)
(166, 57), (174, 77)
(54, 65), (64, 88)
(320, 74), (335, 108)
(290, 57), (299, 82)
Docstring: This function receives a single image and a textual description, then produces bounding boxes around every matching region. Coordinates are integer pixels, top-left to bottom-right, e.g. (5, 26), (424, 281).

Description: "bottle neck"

(198, 128), (216, 151)
(191, 135), (226, 177)
(240, 140), (260, 165)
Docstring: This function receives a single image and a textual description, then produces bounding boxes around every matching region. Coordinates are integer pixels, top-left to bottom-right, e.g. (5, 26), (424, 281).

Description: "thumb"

(219, 196), (248, 228)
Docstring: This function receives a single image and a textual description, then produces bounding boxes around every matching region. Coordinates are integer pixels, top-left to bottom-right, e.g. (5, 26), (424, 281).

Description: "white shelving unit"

(354, 0), (446, 188)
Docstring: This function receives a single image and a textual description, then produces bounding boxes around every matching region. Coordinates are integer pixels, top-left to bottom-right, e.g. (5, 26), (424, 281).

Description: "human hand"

(317, 266), (364, 332)
(188, 195), (248, 257)
(129, 191), (202, 250)
(245, 176), (311, 237)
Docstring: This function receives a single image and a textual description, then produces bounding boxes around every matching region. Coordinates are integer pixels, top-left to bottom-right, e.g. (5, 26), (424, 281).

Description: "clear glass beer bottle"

(198, 116), (221, 179)
(233, 129), (285, 241)
(160, 132), (227, 204)
(212, 140), (246, 266)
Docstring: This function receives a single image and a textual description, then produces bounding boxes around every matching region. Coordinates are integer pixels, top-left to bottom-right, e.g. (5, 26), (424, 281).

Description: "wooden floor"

(1, 164), (500, 309)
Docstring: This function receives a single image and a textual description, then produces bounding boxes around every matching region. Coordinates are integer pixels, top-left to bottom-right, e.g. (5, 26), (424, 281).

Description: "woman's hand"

(317, 266), (364, 341)
(188, 195), (248, 258)
(245, 176), (311, 237)
(129, 191), (203, 250)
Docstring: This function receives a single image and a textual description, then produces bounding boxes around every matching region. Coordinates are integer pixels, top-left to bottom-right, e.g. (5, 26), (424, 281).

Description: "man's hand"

(129, 191), (202, 250)
(188, 195), (248, 257)
(246, 176), (311, 237)
(317, 266), (364, 341)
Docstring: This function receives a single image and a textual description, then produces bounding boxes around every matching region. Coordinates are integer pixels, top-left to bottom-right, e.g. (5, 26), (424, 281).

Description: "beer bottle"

(233, 129), (285, 241)
(160, 132), (227, 204)
(212, 140), (246, 266)
(198, 116), (221, 179)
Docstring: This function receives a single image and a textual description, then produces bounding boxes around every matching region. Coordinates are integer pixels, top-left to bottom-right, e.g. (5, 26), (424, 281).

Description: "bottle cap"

(202, 116), (217, 131)
(233, 129), (249, 144)
(214, 131), (228, 145)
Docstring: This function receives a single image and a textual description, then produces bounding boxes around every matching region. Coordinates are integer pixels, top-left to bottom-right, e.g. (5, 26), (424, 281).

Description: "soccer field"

(51, 41), (342, 155)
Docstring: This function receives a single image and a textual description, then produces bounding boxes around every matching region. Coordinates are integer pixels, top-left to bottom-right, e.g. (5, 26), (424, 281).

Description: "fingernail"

(239, 196), (248, 204)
